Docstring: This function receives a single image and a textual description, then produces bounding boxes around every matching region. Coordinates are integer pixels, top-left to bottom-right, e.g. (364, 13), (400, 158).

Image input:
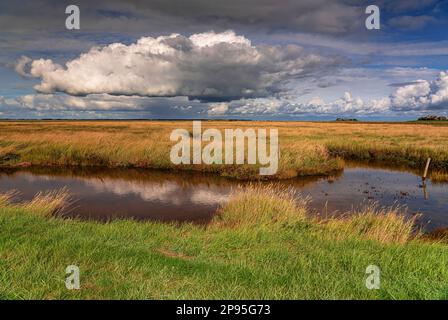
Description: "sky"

(0, 0), (448, 120)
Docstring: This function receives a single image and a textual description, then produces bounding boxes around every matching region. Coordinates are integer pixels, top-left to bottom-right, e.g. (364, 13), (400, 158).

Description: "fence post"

(423, 157), (431, 180)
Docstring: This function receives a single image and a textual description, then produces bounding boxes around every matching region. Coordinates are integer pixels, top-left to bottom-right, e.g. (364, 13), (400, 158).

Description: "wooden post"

(423, 157), (431, 180)
(423, 184), (429, 200)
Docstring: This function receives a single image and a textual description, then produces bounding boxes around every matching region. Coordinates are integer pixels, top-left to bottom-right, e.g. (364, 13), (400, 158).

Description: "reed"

(0, 190), (17, 206)
(0, 189), (69, 217)
(430, 170), (448, 183)
(22, 188), (70, 217)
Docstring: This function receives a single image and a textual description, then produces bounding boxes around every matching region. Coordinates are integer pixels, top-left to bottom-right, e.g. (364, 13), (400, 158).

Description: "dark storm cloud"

(1, 0), (444, 59)
(0, 0), (367, 67)
(0, 0), (366, 35)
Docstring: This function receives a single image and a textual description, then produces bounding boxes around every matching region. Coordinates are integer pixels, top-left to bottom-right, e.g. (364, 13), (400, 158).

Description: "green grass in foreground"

(0, 186), (447, 299)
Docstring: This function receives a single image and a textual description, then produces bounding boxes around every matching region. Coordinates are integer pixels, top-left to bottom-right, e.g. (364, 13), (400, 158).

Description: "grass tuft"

(22, 188), (70, 217)
(212, 184), (308, 228)
(0, 190), (18, 206)
(215, 187), (419, 244)
(325, 204), (418, 244)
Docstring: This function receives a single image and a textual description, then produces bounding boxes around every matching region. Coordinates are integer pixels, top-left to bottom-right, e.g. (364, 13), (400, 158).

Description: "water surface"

(0, 164), (446, 230)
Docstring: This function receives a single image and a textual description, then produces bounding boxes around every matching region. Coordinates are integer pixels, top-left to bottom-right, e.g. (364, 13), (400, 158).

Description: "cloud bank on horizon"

(0, 0), (448, 119)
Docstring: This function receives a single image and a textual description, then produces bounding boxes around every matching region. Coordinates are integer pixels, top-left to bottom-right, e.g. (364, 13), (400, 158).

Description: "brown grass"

(5, 189), (70, 217)
(0, 190), (17, 206)
(23, 188), (70, 217)
(430, 170), (448, 183)
(1, 120), (447, 179)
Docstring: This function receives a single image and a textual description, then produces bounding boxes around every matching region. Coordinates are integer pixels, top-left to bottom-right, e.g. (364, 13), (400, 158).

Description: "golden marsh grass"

(0, 120), (447, 179)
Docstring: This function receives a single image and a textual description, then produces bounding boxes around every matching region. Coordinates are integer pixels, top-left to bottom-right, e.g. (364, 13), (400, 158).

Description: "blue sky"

(0, 0), (447, 120)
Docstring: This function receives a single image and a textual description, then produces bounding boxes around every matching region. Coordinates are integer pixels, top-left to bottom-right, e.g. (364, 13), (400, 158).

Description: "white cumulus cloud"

(17, 31), (332, 102)
(207, 103), (229, 115)
(388, 71), (448, 111)
(219, 71), (448, 116)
